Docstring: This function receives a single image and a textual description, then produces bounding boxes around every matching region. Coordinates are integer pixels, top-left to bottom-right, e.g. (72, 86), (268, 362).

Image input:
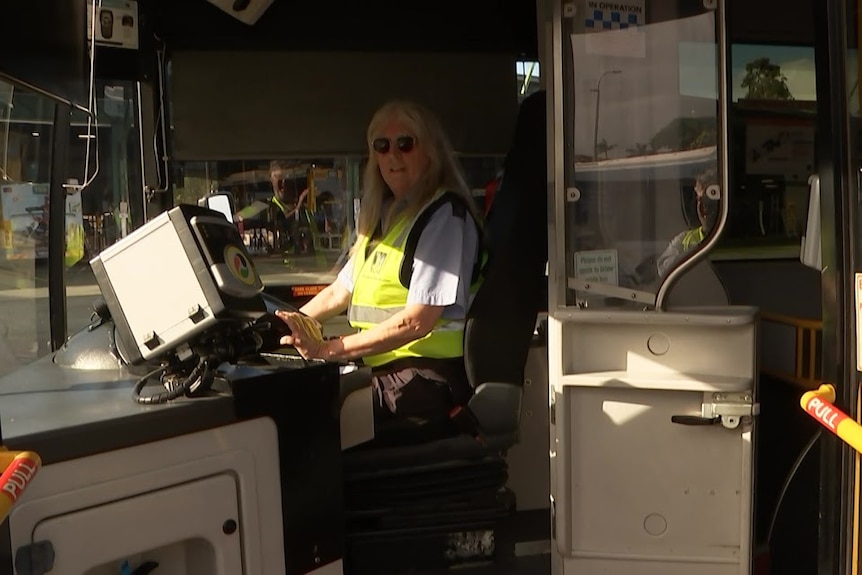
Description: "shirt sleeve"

(336, 254), (356, 293)
(656, 230), (686, 277)
(407, 203), (479, 317)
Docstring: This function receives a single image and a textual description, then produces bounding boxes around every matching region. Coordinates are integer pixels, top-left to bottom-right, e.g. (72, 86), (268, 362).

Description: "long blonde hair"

(356, 100), (480, 246)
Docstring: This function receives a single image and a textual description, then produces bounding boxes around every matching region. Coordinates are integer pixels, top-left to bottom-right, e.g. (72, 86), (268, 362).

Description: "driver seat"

(342, 91), (548, 573)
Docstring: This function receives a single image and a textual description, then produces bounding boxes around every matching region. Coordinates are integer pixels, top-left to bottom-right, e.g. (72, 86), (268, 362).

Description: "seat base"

(343, 432), (516, 472)
(346, 488), (516, 575)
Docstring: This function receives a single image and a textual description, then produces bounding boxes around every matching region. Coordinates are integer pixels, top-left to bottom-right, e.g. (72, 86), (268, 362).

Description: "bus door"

(545, 1), (759, 574)
(812, 1), (862, 573)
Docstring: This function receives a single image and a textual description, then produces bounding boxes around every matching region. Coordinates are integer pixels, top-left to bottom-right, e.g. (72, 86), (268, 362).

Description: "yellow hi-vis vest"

(681, 226), (706, 250)
(349, 191), (477, 368)
(272, 194), (289, 214)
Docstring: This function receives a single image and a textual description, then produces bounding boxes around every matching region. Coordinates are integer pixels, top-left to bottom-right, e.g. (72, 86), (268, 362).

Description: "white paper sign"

(575, 249), (619, 285)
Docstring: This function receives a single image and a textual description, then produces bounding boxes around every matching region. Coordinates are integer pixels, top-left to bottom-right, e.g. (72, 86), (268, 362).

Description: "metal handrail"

(800, 384), (862, 453)
(0, 449), (41, 522)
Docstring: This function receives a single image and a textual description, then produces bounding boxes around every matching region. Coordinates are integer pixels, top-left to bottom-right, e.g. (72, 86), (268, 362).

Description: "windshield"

(0, 47), (530, 375)
(0, 82), (58, 376)
(171, 155), (502, 290)
(561, 2), (723, 309)
(0, 77), (143, 376)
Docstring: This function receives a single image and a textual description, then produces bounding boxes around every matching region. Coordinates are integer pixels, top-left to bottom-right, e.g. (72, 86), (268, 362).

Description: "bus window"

(0, 77), (144, 354)
(562, 3), (723, 309)
(0, 80), (58, 375)
(63, 81), (144, 335)
(720, 43), (817, 259)
(517, 60), (542, 102)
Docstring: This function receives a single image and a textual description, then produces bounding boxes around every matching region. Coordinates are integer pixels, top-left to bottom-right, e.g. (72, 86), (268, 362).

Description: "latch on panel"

(15, 540), (55, 575)
(188, 303), (206, 323)
(671, 392), (760, 429)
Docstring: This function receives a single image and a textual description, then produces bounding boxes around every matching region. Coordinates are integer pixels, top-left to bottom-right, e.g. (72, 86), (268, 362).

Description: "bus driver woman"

(275, 100), (482, 445)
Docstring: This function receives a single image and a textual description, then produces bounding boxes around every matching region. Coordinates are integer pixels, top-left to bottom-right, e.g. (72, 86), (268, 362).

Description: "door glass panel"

(0, 79), (56, 376)
(65, 80), (144, 336)
(563, 1), (723, 308)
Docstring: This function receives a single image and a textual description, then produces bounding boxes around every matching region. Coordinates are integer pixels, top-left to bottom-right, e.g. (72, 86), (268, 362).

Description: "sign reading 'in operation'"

(574, 249), (619, 286)
(581, 0), (646, 58)
(584, 0), (645, 31)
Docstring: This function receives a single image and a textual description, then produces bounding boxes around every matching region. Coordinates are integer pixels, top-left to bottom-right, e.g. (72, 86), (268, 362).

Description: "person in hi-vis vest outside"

(269, 160), (310, 255)
(276, 100), (483, 446)
(656, 166), (720, 277)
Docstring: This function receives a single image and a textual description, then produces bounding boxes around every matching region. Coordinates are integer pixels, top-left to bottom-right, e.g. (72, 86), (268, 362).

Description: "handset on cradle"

(254, 312), (294, 353)
(254, 309), (323, 354)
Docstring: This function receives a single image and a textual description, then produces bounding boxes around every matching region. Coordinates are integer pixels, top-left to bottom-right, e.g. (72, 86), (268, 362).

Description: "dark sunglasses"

(372, 135), (415, 154)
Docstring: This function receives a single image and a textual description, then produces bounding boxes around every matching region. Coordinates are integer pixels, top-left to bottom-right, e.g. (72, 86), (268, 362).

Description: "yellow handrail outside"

(801, 384), (862, 454)
(761, 311), (823, 388)
(0, 448), (41, 522)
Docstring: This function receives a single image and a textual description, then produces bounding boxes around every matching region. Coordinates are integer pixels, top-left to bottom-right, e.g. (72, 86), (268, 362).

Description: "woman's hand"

(274, 310), (325, 359)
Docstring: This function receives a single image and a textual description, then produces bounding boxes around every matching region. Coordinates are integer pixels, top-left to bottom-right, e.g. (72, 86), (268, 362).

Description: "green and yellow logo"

(225, 245), (256, 285)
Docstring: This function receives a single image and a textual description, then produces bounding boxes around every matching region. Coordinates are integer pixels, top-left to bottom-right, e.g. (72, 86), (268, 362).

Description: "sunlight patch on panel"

(602, 400), (652, 426)
(625, 350), (682, 374)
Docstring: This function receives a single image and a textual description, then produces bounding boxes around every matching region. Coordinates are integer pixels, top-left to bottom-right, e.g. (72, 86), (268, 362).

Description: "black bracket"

(15, 541), (55, 575)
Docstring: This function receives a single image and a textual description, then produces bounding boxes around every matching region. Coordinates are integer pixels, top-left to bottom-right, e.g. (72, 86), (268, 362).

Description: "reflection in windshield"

(0, 81), (55, 377)
(0, 78), (145, 374)
(176, 155), (504, 291)
(655, 167), (719, 277)
(564, 4), (722, 308)
(179, 159), (372, 287)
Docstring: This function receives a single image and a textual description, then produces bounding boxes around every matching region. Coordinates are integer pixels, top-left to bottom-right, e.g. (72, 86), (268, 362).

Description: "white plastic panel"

(556, 308), (757, 383)
(203, 0), (273, 25)
(558, 386), (749, 567)
(9, 418), (286, 575)
(34, 474), (242, 574)
(549, 308), (757, 575)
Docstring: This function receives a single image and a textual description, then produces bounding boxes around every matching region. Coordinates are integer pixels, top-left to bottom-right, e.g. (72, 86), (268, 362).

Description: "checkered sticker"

(584, 0), (644, 32)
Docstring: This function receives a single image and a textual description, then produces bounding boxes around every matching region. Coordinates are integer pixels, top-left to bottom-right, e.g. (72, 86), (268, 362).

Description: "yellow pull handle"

(0, 449), (41, 522)
(801, 384), (862, 454)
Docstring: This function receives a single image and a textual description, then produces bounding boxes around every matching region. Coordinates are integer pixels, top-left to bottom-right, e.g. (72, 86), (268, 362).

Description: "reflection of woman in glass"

(100, 9), (114, 39)
(656, 167), (720, 277)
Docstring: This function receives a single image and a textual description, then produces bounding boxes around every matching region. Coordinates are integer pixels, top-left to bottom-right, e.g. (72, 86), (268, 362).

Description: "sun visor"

(169, 50), (518, 159)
